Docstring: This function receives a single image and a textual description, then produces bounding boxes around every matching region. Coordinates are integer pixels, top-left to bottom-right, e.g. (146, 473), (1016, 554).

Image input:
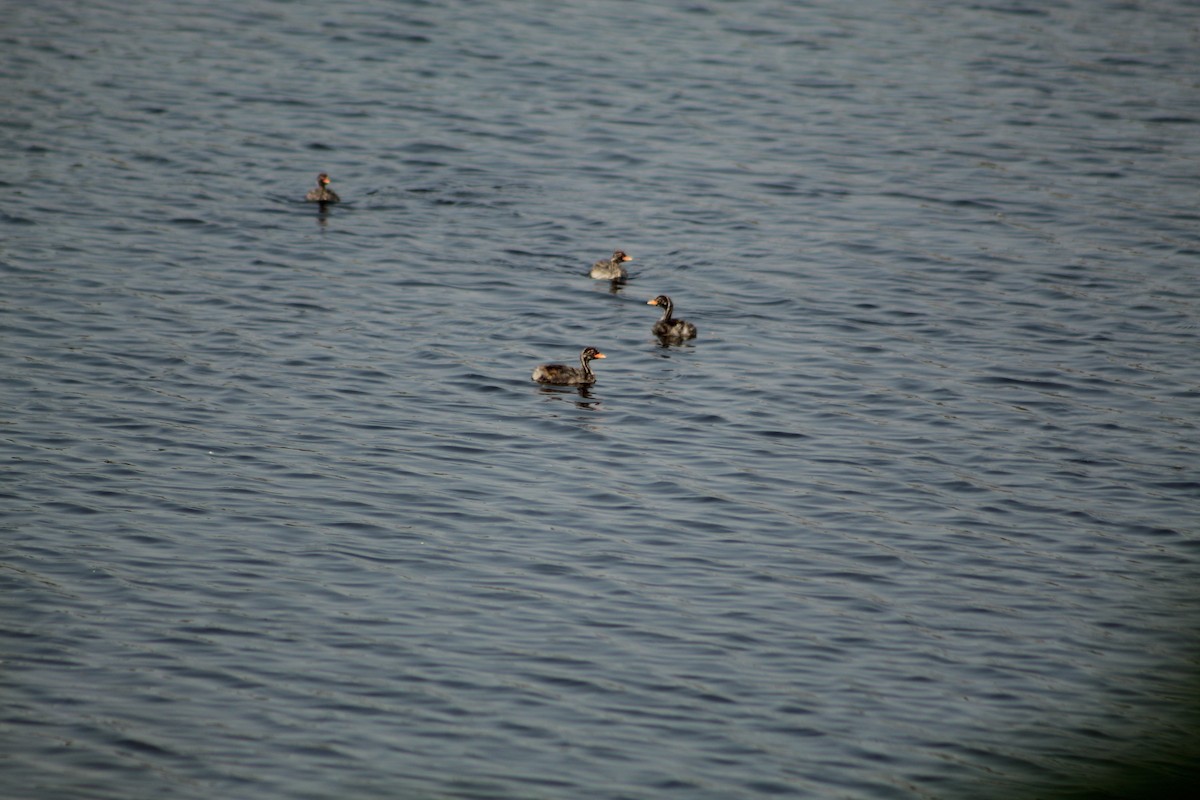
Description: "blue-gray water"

(3, 1), (1199, 798)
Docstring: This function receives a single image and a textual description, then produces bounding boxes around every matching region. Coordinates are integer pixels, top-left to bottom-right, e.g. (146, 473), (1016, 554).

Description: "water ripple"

(3, 1), (1199, 799)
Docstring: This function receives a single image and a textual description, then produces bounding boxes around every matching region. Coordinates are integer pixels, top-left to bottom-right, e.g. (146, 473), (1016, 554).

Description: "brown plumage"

(532, 347), (607, 386)
(305, 172), (340, 203)
(647, 295), (697, 341)
(590, 250), (632, 280)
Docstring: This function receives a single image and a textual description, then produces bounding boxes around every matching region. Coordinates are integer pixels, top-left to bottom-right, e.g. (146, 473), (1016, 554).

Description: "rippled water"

(3, 1), (1199, 798)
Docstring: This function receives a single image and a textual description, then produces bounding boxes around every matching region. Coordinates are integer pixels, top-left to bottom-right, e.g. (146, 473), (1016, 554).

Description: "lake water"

(2, 1), (1199, 798)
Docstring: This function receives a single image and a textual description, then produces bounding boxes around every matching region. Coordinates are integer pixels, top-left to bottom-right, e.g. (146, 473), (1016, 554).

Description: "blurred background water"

(2, 1), (1199, 798)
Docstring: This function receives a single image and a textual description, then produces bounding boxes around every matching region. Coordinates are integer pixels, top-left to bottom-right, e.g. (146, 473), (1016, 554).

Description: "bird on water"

(531, 347), (607, 386)
(305, 172), (340, 204)
(647, 295), (697, 342)
(590, 250), (632, 280)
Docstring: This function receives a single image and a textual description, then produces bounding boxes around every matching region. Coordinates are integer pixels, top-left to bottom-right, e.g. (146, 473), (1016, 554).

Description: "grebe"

(647, 295), (697, 341)
(532, 347), (607, 386)
(305, 173), (340, 204)
(590, 250), (632, 280)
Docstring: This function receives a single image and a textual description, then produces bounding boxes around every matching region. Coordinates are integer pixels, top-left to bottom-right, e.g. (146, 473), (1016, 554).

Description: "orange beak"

(594, 352), (606, 359)
(622, 254), (632, 262)
(646, 298), (658, 306)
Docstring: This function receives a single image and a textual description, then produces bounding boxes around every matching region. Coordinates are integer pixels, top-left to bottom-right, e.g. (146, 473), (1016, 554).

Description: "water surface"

(2, 1), (1199, 798)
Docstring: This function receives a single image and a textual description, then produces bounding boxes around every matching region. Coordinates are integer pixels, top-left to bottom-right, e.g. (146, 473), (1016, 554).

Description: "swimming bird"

(590, 250), (632, 280)
(305, 173), (340, 204)
(532, 347), (607, 386)
(647, 295), (697, 341)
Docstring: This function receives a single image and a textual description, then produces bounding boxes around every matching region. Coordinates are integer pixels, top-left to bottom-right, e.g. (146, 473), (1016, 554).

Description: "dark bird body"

(647, 295), (697, 341)
(305, 172), (340, 203)
(532, 347), (607, 386)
